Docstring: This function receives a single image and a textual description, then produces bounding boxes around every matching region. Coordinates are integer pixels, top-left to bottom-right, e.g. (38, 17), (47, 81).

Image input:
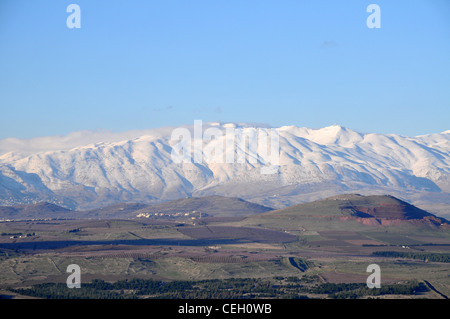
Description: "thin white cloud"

(0, 128), (173, 157)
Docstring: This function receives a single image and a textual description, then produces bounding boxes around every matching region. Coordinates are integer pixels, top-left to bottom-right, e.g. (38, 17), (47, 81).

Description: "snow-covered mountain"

(1, 123), (449, 217)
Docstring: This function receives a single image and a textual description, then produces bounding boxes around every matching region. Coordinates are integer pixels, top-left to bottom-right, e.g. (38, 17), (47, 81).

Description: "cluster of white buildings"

(9, 233), (34, 239)
(136, 210), (206, 219)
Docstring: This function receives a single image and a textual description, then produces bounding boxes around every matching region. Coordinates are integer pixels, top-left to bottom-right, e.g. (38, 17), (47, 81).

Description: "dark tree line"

(9, 277), (429, 299)
(372, 251), (450, 263)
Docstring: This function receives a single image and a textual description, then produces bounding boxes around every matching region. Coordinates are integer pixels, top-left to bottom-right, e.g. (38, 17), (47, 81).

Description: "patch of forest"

(9, 276), (429, 299)
(372, 251), (450, 263)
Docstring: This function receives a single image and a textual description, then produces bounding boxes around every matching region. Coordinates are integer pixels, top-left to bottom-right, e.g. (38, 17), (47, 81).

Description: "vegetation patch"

(372, 251), (450, 263)
(284, 257), (313, 272)
(8, 277), (429, 299)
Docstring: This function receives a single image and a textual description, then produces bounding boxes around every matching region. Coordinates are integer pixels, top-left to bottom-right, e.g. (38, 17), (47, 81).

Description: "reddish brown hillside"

(336, 195), (449, 227)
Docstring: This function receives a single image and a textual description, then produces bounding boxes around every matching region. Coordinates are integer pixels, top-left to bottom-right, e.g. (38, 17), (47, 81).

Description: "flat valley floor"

(1, 217), (449, 299)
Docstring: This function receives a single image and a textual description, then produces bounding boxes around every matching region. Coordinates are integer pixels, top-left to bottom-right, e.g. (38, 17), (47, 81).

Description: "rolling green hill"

(130, 195), (274, 218)
(242, 194), (450, 233)
(0, 195), (274, 220)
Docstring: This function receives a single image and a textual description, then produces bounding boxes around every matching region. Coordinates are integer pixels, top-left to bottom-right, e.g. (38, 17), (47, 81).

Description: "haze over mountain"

(0, 123), (449, 218)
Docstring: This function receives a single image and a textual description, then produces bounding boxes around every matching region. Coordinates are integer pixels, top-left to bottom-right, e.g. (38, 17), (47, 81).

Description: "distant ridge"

(0, 195), (273, 220)
(1, 194), (447, 231)
(132, 195), (274, 218)
(0, 202), (72, 220)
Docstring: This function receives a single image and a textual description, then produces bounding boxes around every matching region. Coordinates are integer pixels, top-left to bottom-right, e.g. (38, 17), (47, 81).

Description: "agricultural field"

(0, 215), (449, 299)
(1, 195), (449, 299)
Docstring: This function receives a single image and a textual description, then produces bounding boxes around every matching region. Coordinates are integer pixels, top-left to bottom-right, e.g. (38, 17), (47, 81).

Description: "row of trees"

(10, 277), (429, 299)
(372, 251), (450, 263)
(315, 281), (429, 299)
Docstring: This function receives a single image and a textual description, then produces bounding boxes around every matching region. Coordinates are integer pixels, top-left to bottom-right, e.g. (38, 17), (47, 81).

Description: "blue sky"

(1, 0), (449, 139)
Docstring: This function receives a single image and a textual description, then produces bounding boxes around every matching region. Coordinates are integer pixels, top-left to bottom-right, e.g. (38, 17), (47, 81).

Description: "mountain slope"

(0, 195), (273, 220)
(132, 195), (273, 218)
(0, 123), (449, 215)
(244, 194), (449, 230)
(0, 202), (73, 220)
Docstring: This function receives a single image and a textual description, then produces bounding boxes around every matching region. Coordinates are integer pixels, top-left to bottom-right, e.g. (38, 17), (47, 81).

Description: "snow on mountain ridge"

(0, 123), (449, 211)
